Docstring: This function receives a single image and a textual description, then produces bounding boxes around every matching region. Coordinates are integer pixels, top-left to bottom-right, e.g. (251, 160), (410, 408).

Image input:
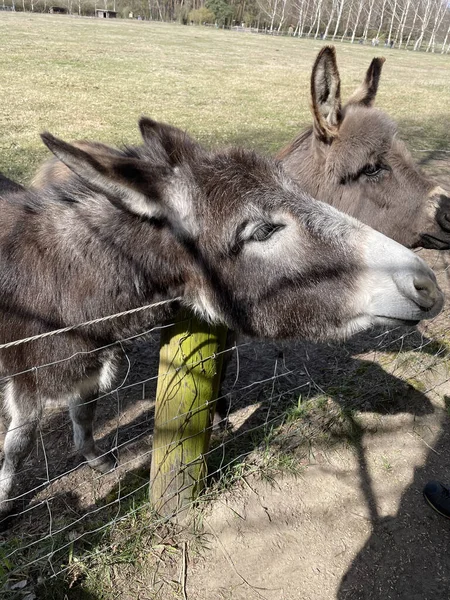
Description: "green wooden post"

(150, 311), (228, 519)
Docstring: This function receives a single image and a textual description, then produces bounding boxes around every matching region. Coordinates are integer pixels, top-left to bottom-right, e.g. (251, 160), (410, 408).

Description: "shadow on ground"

(338, 409), (450, 600)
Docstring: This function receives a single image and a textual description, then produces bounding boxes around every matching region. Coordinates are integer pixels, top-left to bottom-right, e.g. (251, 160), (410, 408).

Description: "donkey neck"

(0, 190), (190, 338)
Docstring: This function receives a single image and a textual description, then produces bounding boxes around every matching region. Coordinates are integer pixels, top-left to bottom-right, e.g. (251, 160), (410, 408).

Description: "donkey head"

(41, 118), (443, 342)
(278, 46), (450, 250)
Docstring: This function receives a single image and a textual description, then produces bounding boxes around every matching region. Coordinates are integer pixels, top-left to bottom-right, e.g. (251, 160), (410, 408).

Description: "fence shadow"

(206, 327), (440, 477)
(2, 321), (445, 525)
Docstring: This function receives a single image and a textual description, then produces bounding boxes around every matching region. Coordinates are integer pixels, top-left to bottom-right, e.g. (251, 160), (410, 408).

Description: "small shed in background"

(95, 9), (117, 17)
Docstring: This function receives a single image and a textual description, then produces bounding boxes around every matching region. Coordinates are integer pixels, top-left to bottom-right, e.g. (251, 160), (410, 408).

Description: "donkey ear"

(139, 116), (204, 165)
(41, 132), (174, 221)
(346, 57), (386, 107)
(311, 46), (342, 143)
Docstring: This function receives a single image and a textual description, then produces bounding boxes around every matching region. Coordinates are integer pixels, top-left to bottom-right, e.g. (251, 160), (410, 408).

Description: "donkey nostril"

(414, 276), (435, 293)
(412, 276), (437, 309)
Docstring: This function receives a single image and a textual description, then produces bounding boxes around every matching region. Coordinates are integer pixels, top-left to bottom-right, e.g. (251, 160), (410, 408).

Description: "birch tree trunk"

(332, 0), (346, 40)
(387, 0), (398, 45)
(396, 0), (411, 48)
(350, 0), (364, 43)
(362, 0), (376, 42)
(341, 0), (354, 41)
(294, 0), (310, 36)
(269, 0), (279, 32)
(441, 20), (450, 54)
(301, 0), (312, 35)
(405, 1), (420, 48)
(426, 1), (447, 52)
(414, 0), (433, 51)
(376, 0), (388, 40)
(314, 0), (324, 38)
(277, 0), (288, 32)
(323, 0), (336, 39)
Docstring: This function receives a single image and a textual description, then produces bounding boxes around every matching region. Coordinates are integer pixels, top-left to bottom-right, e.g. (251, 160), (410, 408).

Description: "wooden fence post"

(150, 311), (228, 519)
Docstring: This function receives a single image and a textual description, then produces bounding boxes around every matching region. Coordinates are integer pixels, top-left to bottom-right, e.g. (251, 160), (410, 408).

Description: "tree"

(189, 5), (215, 21)
(206, 0), (233, 24)
(362, 0), (377, 42)
(350, 0), (364, 43)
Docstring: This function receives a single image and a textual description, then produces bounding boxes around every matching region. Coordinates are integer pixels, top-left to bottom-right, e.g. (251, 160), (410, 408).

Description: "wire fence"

(1, 154), (450, 598)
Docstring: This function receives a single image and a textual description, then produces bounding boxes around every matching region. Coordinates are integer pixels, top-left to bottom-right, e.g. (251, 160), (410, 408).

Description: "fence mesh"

(1, 148), (450, 597)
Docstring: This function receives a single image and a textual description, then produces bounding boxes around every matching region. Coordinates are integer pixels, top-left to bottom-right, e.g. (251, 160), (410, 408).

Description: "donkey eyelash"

(249, 222), (285, 242)
(230, 222), (284, 254)
(340, 163), (388, 185)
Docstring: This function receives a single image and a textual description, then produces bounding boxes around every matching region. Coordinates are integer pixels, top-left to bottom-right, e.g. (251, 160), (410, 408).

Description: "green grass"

(1, 13), (450, 184)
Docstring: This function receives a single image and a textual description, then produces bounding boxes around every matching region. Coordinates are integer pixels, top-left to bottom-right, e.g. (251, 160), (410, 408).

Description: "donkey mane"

(277, 127), (313, 161)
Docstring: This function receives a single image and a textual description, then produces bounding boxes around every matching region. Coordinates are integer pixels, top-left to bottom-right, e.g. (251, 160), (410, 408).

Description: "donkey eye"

(361, 164), (382, 178)
(250, 223), (284, 242)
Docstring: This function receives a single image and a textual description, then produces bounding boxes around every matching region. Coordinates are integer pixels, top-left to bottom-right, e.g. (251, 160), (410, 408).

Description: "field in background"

(1, 12), (450, 600)
(1, 12), (450, 183)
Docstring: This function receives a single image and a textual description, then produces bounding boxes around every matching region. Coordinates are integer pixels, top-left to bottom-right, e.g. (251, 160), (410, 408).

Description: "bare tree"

(323, 0), (336, 39)
(314, 0), (325, 38)
(306, 0), (323, 36)
(362, 0), (377, 42)
(405, 0), (421, 48)
(256, 0), (280, 32)
(331, 0), (346, 39)
(395, 0), (412, 48)
(414, 0), (433, 51)
(387, 0), (398, 44)
(350, 0), (364, 43)
(426, 0), (447, 52)
(375, 0), (388, 40)
(441, 18), (450, 53)
(341, 0), (355, 40)
(294, 0), (312, 36)
(277, 0), (288, 31)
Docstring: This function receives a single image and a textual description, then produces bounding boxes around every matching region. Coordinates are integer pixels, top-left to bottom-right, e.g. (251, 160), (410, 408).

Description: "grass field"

(1, 12), (450, 184)
(1, 12), (450, 600)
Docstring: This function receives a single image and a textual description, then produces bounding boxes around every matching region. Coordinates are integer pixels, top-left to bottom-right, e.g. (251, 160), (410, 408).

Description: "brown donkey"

(277, 46), (450, 250)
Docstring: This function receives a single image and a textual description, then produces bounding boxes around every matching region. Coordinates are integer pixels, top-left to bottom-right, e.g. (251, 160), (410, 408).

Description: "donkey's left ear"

(41, 132), (174, 221)
(346, 57), (386, 107)
(139, 117), (205, 166)
(311, 46), (342, 143)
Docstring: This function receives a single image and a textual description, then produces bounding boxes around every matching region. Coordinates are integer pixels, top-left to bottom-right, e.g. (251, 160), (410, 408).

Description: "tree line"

(2, 0), (450, 53)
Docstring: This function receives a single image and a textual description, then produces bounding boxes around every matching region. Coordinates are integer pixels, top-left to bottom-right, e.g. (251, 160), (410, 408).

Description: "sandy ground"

(186, 392), (450, 600)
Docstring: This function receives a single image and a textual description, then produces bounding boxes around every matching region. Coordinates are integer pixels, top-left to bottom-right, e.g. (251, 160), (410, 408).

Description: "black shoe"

(423, 481), (450, 519)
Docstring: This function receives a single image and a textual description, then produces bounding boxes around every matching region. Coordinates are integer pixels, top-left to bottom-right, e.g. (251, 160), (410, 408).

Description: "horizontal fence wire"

(1, 151), (450, 597)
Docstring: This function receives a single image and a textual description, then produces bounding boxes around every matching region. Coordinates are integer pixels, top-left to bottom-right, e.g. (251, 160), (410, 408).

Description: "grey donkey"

(0, 117), (443, 523)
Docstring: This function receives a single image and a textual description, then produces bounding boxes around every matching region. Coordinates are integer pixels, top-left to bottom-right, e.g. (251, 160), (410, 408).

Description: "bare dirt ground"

(186, 389), (450, 600)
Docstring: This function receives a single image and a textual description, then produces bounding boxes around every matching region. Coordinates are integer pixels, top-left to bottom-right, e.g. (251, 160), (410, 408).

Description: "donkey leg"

(69, 394), (116, 474)
(0, 384), (41, 520)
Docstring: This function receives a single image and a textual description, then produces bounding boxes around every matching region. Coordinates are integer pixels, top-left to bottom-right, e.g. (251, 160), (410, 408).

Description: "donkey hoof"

(88, 452), (117, 474)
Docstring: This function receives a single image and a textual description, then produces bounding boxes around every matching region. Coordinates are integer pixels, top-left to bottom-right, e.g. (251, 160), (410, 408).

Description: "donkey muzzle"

(419, 191), (450, 250)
